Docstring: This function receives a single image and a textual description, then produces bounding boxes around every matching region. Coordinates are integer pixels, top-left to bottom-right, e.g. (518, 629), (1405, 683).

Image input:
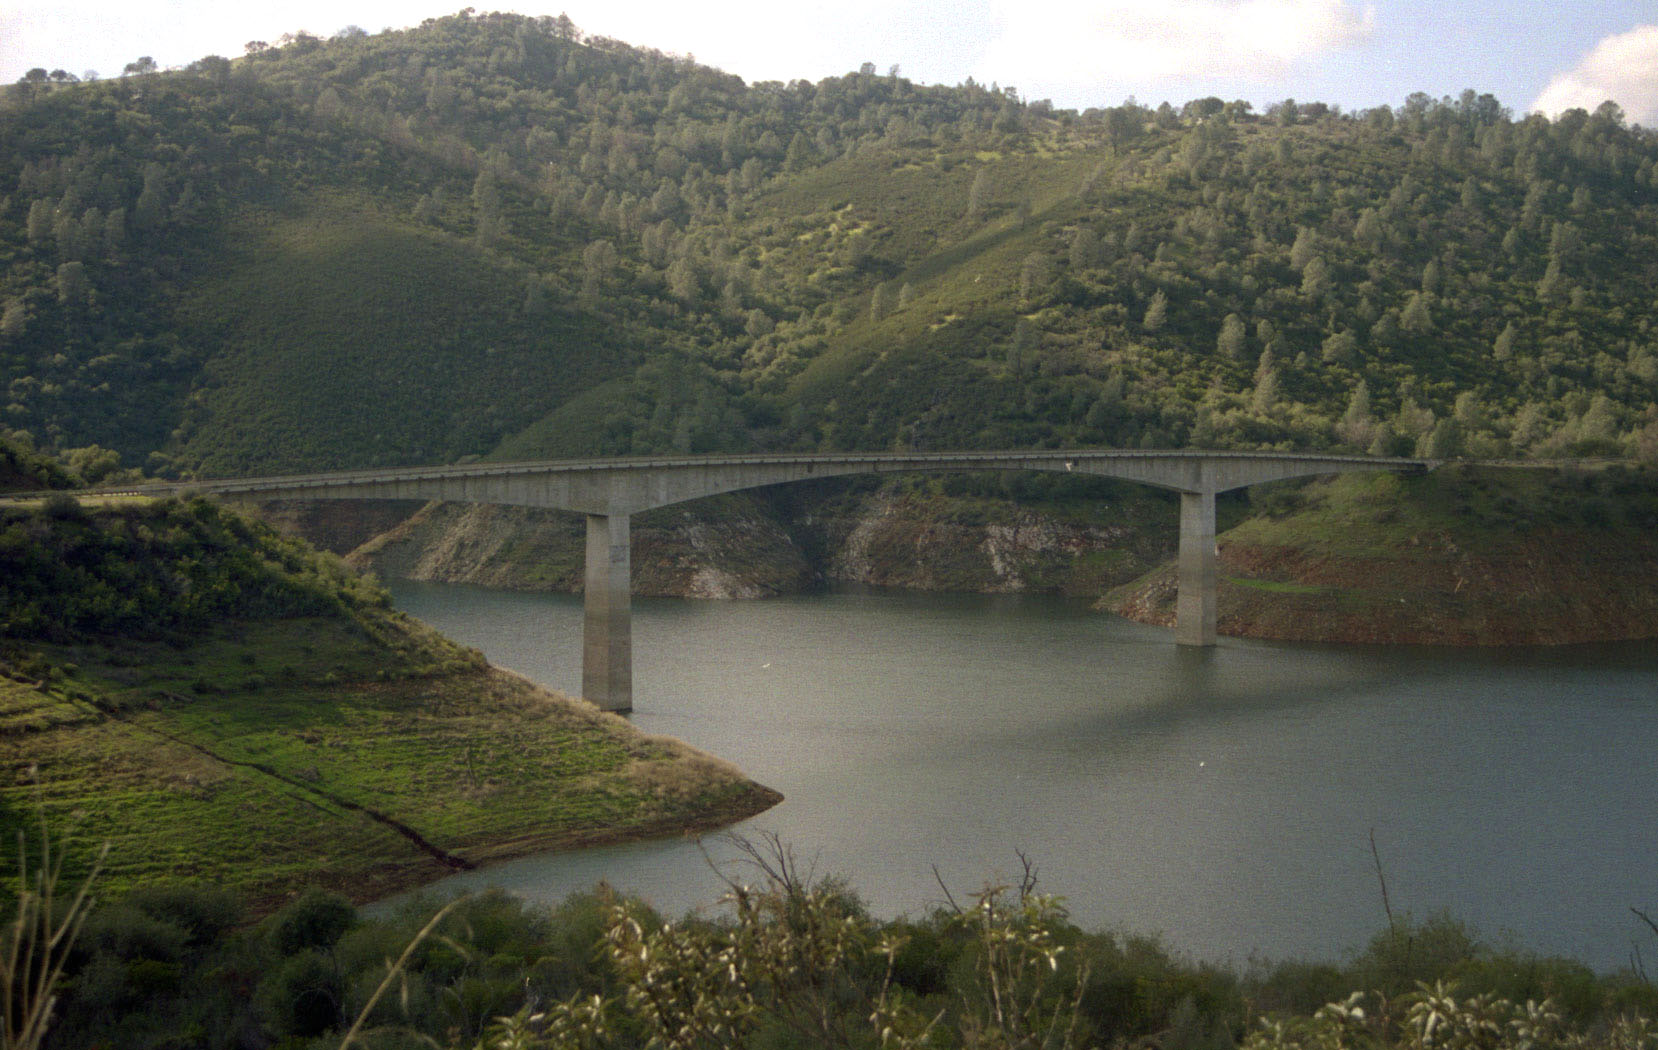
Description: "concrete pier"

(582, 513), (632, 712)
(1175, 489), (1217, 646)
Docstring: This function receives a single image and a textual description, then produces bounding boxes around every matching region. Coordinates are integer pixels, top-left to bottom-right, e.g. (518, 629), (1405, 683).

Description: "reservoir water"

(389, 580), (1658, 972)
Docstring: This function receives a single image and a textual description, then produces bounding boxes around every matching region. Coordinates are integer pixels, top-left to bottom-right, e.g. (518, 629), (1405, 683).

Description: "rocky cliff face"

(260, 486), (1174, 600)
(1108, 530), (1658, 646)
(808, 493), (1168, 595)
(341, 499), (816, 598)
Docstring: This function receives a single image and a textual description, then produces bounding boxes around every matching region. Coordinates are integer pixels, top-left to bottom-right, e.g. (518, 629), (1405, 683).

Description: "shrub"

(40, 491), (85, 521)
(122, 883), (244, 948)
(80, 904), (190, 964)
(257, 949), (344, 1037)
(1348, 913), (1481, 994)
(267, 887), (356, 956)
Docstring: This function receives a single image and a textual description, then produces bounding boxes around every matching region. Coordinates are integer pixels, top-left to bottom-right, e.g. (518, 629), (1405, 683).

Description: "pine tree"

(1301, 256), (1331, 300)
(581, 239), (617, 299)
(1400, 292), (1434, 334)
(1068, 228), (1099, 270)
(1535, 260), (1568, 304)
(1338, 380), (1373, 446)
(55, 261), (88, 304)
(1367, 420), (1399, 457)
(1019, 253), (1053, 300)
(967, 169), (990, 219)
(0, 300), (26, 341)
(1493, 322), (1518, 360)
(1419, 416), (1462, 459)
(870, 283), (894, 322)
(1251, 368), (1279, 414)
(1289, 226), (1317, 271)
(1321, 330), (1358, 365)
(1509, 402), (1550, 451)
(1141, 291), (1168, 333)
(26, 199), (52, 244)
(1217, 314), (1246, 360)
(522, 276), (547, 316)
(1254, 348), (1276, 388)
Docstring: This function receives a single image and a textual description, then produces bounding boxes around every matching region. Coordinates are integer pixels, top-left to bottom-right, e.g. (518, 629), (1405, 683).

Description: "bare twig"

(1370, 828), (1397, 936)
(1632, 906), (1658, 939)
(2, 823), (108, 1050)
(932, 863), (964, 915)
(1016, 850), (1040, 899)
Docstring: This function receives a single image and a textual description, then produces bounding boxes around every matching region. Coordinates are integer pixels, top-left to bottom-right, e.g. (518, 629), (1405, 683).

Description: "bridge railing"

(0, 448), (1436, 505)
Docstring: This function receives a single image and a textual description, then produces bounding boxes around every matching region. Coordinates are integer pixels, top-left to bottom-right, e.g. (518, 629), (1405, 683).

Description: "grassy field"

(2, 615), (778, 908)
(0, 498), (779, 909)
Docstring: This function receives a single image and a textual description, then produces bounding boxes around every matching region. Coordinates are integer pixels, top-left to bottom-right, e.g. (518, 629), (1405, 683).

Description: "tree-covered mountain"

(2, 10), (1656, 480)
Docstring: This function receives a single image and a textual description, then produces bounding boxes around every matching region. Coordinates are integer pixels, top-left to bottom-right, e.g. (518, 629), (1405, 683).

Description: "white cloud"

(980, 0), (1376, 99)
(557, 0), (879, 82)
(3, 0), (1375, 107)
(1532, 24), (1658, 127)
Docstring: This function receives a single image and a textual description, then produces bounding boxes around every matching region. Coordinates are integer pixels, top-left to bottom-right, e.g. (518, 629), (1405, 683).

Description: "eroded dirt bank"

(1109, 466), (1658, 645)
(1107, 530), (1658, 645)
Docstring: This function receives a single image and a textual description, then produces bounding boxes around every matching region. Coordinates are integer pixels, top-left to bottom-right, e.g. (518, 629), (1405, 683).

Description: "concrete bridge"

(103, 449), (1431, 712)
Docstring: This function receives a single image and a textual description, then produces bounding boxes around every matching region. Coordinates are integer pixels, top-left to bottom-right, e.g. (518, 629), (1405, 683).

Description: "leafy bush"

(266, 887), (356, 956)
(0, 498), (395, 641)
(257, 949), (344, 1037)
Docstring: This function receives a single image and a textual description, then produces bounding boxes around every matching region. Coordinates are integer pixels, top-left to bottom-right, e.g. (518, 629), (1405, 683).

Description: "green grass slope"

(172, 200), (618, 474)
(0, 496), (779, 905)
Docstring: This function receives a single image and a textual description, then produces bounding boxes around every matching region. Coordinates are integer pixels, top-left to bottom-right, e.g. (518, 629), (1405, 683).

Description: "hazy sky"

(4, 0), (1656, 124)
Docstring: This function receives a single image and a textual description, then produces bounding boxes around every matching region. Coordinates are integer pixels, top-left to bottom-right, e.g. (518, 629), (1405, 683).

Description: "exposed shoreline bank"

(268, 465), (1658, 649)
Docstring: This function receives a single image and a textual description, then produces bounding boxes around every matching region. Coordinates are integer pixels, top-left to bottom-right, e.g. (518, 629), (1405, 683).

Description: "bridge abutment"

(582, 512), (633, 713)
(1175, 489), (1217, 646)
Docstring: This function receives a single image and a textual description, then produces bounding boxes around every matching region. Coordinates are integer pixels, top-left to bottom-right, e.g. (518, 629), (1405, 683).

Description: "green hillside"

(749, 108), (1658, 455)
(172, 201), (618, 473)
(0, 495), (778, 903)
(2, 12), (1655, 480)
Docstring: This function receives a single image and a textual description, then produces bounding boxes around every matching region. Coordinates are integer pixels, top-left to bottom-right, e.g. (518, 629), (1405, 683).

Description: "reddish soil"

(1108, 529), (1658, 646)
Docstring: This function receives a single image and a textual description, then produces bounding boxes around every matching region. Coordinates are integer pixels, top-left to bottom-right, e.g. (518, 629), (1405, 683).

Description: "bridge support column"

(582, 512), (632, 713)
(1175, 489), (1217, 647)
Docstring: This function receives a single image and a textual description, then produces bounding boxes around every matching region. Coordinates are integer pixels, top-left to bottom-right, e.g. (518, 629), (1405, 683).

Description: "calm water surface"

(389, 580), (1658, 971)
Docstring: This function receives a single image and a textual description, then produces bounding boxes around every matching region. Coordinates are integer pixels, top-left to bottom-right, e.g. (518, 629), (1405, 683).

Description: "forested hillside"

(2, 10), (1655, 480)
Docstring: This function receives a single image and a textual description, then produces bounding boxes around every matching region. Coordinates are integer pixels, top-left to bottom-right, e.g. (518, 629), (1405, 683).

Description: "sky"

(3, 0), (1656, 125)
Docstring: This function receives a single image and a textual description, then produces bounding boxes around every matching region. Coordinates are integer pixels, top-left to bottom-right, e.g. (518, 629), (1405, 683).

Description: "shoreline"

(258, 664), (789, 914)
(287, 776), (785, 915)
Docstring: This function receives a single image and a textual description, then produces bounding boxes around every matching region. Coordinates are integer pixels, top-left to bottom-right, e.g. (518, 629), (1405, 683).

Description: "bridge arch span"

(164, 449), (1426, 516)
(90, 449), (1432, 713)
